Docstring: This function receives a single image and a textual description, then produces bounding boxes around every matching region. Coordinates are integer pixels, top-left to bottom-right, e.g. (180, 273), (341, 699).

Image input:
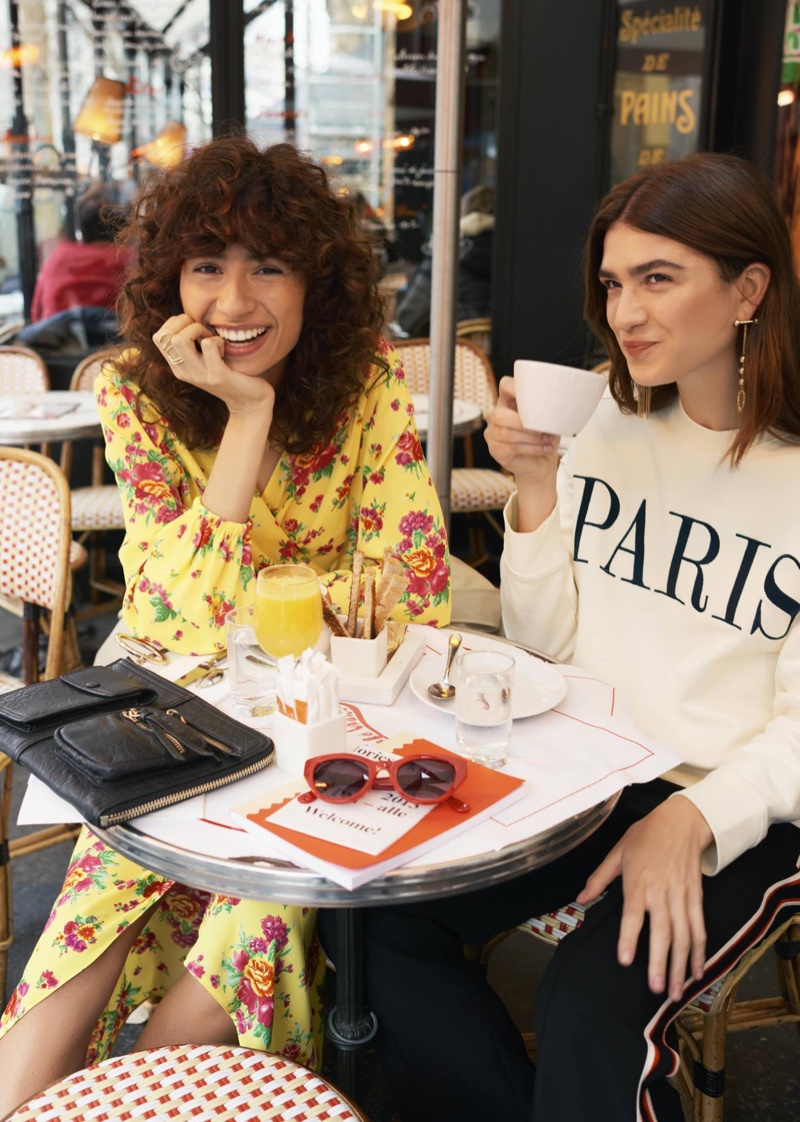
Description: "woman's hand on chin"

(153, 315), (275, 418)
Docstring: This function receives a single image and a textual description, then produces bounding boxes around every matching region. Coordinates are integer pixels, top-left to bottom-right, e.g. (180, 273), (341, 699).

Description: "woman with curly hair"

(0, 134), (450, 1117)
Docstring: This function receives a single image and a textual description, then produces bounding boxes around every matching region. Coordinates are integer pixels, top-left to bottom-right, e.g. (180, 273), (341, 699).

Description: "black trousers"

(318, 780), (800, 1122)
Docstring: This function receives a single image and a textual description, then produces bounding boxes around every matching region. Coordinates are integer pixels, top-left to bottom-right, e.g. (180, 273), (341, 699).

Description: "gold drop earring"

(636, 384), (651, 419)
(734, 317), (758, 414)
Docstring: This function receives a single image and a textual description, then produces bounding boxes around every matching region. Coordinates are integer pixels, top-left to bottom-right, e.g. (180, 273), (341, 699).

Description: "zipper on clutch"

(100, 752), (275, 826)
(121, 707), (187, 757)
(163, 709), (237, 756)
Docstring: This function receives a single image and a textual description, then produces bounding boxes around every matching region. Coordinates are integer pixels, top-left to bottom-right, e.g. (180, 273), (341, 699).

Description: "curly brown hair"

(115, 135), (386, 453)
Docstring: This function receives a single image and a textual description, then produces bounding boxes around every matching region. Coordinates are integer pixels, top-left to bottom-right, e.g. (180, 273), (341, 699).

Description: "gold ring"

(163, 343), (184, 366)
(157, 329), (172, 347)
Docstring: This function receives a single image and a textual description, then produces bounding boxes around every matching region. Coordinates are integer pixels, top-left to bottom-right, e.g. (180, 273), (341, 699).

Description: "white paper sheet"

(18, 630), (683, 878)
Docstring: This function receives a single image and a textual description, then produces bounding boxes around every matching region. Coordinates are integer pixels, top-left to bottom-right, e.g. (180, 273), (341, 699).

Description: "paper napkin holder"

(273, 709), (347, 777)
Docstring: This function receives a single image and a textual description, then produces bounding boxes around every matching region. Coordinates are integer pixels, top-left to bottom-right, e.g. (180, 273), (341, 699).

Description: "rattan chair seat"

(6, 1044), (368, 1121)
(450, 467), (515, 511)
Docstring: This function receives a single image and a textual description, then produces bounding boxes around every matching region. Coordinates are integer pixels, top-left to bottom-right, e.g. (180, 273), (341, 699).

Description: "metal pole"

(56, 0), (76, 239)
(426, 0), (467, 535)
(209, 0), (245, 135)
(8, 0), (37, 321)
(284, 0), (295, 139)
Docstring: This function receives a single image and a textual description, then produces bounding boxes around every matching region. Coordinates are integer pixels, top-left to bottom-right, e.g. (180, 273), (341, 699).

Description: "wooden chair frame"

(477, 908), (800, 1121)
(456, 316), (492, 357)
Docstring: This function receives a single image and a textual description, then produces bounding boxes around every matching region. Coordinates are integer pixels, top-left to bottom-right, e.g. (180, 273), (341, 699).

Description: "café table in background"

(410, 391), (482, 441)
(0, 391), (101, 474)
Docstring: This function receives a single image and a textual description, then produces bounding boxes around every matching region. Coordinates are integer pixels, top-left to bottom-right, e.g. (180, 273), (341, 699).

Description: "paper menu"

(231, 734), (527, 890)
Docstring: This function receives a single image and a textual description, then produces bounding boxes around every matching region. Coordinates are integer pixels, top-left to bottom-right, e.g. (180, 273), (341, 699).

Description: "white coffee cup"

(513, 359), (606, 436)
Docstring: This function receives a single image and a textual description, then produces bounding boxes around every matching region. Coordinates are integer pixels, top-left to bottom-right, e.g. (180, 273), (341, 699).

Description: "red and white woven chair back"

(69, 345), (122, 393)
(453, 338), (498, 415)
(0, 447), (71, 613)
(0, 346), (50, 393)
(393, 339), (431, 394)
(394, 338), (498, 418)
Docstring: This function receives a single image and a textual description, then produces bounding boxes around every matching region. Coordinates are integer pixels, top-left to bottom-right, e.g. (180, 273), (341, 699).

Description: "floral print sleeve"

(96, 343), (449, 654)
(96, 368), (260, 653)
(312, 344), (451, 625)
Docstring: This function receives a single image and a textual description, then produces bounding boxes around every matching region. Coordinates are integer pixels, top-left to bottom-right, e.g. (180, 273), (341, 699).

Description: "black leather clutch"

(0, 658), (275, 827)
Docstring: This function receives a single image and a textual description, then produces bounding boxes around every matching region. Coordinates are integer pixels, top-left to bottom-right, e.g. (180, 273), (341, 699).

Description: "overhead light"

(778, 89), (796, 107)
(131, 121), (187, 168)
(74, 76), (125, 146)
(373, 1), (413, 16)
(1, 43), (40, 67)
(384, 134), (414, 150)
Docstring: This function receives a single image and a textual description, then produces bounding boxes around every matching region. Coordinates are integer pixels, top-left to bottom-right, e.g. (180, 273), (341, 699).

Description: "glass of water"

(225, 606), (277, 718)
(453, 649), (515, 768)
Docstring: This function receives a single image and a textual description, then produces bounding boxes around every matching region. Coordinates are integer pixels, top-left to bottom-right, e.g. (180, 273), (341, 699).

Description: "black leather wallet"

(0, 658), (275, 827)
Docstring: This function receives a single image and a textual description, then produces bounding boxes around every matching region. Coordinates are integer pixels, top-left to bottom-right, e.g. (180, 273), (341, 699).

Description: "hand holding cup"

(485, 376), (560, 487)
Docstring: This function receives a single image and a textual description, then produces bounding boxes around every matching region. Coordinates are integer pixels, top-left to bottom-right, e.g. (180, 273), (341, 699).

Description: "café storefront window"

(242, 0), (499, 318)
(607, 0), (708, 188)
(0, 0), (500, 332)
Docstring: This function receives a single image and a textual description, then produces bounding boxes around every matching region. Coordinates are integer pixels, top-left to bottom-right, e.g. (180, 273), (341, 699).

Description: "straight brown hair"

(584, 152), (800, 464)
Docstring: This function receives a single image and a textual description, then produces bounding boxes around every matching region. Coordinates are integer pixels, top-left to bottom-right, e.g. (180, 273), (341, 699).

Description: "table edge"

(94, 792), (619, 907)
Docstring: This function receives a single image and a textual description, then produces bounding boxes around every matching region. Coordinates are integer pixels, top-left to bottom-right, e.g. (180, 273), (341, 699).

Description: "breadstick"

(375, 568), (407, 633)
(363, 569), (376, 639)
(346, 549), (364, 637)
(322, 597), (349, 637)
(376, 553), (403, 602)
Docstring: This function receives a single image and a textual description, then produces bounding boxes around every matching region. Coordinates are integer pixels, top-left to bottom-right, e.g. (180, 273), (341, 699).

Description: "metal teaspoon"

(428, 631), (462, 699)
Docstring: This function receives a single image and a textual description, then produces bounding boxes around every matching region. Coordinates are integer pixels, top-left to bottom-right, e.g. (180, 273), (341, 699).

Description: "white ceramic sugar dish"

(329, 621), (388, 678)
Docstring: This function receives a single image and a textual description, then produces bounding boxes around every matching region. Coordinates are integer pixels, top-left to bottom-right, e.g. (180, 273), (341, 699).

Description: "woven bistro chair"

(477, 901), (800, 1121)
(456, 316), (492, 357)
(0, 345), (52, 460)
(0, 447), (83, 1003)
(66, 346), (126, 616)
(0, 353), (87, 637)
(5, 1043), (371, 1122)
(0, 345), (49, 394)
(394, 337), (515, 567)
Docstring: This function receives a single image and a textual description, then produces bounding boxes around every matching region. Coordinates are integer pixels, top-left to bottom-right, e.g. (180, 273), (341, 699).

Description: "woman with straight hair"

(0, 134), (450, 1119)
(321, 152), (800, 1121)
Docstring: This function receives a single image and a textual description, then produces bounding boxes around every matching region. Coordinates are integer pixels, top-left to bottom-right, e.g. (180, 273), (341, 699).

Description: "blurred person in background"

(392, 183), (494, 338)
(31, 180), (131, 322)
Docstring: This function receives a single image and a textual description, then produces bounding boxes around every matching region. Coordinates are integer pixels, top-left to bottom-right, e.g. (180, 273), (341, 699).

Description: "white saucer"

(410, 394), (482, 432)
(408, 645), (566, 719)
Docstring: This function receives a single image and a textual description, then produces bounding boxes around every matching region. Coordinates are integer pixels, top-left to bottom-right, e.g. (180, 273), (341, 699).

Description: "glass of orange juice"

(254, 563), (323, 659)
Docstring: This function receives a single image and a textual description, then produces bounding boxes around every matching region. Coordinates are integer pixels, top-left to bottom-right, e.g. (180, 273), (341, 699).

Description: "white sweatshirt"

(501, 396), (800, 874)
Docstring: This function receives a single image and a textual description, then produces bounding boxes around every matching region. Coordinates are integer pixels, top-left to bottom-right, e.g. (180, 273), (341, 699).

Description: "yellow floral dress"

(0, 341), (450, 1068)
